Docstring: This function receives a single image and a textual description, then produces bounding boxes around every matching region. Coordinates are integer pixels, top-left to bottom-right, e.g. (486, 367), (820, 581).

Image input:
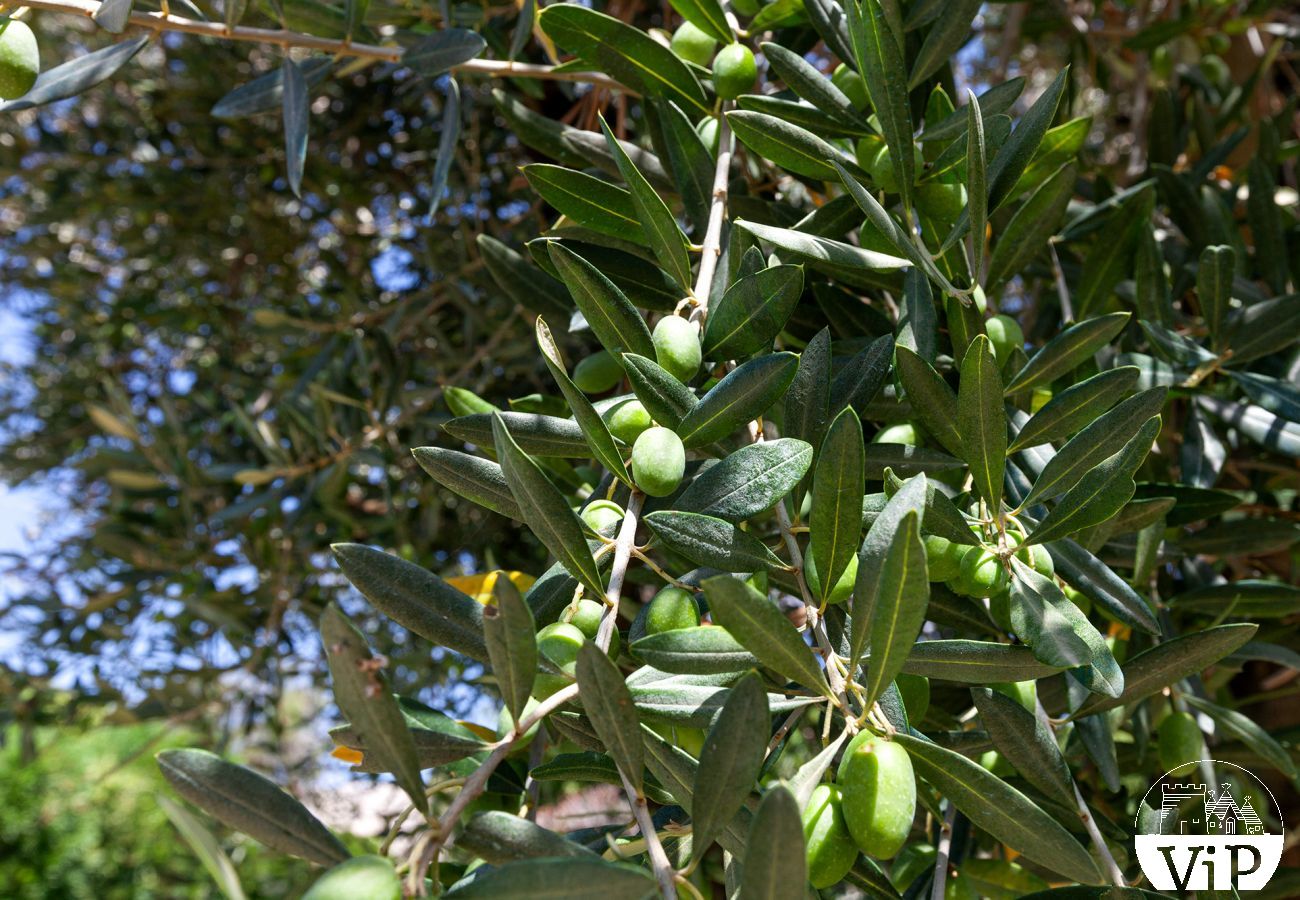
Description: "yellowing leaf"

(445, 570), (538, 604)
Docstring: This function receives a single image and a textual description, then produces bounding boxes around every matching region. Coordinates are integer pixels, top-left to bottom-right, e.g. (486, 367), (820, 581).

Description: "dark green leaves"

(621, 353), (697, 429)
(811, 408), (865, 606)
(1074, 624), (1258, 718)
(444, 412), (592, 458)
(413, 447), (521, 520)
(0, 35), (150, 112)
(986, 162), (1077, 288)
(321, 604), (426, 814)
(957, 335), (1006, 509)
(443, 857), (657, 899)
(894, 734), (1102, 885)
(576, 642), (644, 795)
(599, 116), (692, 289)
(1006, 313), (1131, 395)
(282, 59), (308, 199)
(966, 89), (988, 281)
(973, 688), (1074, 806)
(549, 243), (654, 359)
(1007, 561), (1092, 669)
(740, 786), (807, 899)
(909, 0), (982, 87)
(677, 352), (798, 447)
(727, 110), (860, 181)
(1028, 415), (1159, 545)
(986, 67), (1069, 212)
(492, 413), (604, 597)
(846, 0), (914, 205)
(483, 577), (537, 722)
(702, 266), (804, 360)
(675, 439), (813, 522)
(895, 346), (962, 457)
(737, 220), (912, 273)
(1198, 245), (1235, 347)
(157, 749), (349, 867)
(901, 640), (1064, 683)
(211, 58), (334, 119)
(853, 477), (929, 704)
(524, 165), (639, 241)
(630, 627), (758, 674)
(403, 29), (487, 78)
(691, 673), (769, 858)
(458, 812), (594, 865)
(539, 5), (709, 115)
(702, 575), (830, 696)
(643, 511), (786, 573)
(331, 543), (488, 662)
(1008, 367), (1138, 453)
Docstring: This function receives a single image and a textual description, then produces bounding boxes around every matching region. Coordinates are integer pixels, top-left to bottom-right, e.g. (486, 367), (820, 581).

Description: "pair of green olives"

(930, 530), (1054, 599)
(802, 733), (916, 886)
(668, 23), (757, 99)
(532, 598), (619, 698)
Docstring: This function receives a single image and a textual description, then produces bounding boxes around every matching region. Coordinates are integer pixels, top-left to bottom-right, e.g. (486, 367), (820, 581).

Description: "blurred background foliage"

(1, 0), (1297, 895)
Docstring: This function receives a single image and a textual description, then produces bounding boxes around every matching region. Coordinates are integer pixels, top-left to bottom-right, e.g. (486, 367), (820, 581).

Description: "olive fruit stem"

(688, 104), (734, 324)
(598, 490), (643, 652)
(617, 767), (679, 899)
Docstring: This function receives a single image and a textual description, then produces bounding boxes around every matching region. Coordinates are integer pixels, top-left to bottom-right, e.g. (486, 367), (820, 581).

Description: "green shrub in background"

(4, 0), (1299, 897)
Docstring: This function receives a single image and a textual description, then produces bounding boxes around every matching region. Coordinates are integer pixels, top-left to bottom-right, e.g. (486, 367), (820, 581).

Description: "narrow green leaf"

(987, 163), (1077, 288)
(894, 345), (962, 457)
(427, 79), (460, 217)
(549, 243), (655, 359)
(1175, 580), (1300, 618)
(599, 115), (692, 290)
(918, 77), (1025, 142)
(901, 640), (1064, 682)
(483, 576), (537, 721)
(93, 0), (134, 34)
(211, 58), (333, 119)
(831, 160), (931, 275)
(740, 786), (807, 898)
(957, 335), (1006, 509)
(1073, 624), (1258, 718)
(1008, 115), (1090, 197)
(443, 857), (657, 899)
(908, 0), (981, 87)
(972, 688), (1075, 806)
(1008, 367), (1138, 453)
(642, 726), (753, 852)
(576, 642), (645, 794)
(330, 699), (487, 772)
(157, 795), (248, 900)
(331, 543), (488, 662)
(524, 164), (640, 241)
(967, 89), (988, 284)
(1005, 312), (1131, 395)
(676, 439), (813, 522)
(677, 352), (798, 447)
(403, 29), (486, 77)
(1198, 244), (1235, 348)
(539, 5), (709, 114)
(536, 318), (631, 485)
(477, 234), (572, 321)
(321, 604), (426, 814)
(531, 752), (674, 805)
(847, 0), (914, 207)
(1008, 561), (1092, 669)
(727, 109), (862, 181)
(736, 219), (912, 273)
(444, 411), (593, 458)
(631, 627), (758, 674)
(1246, 158), (1288, 294)
(702, 265), (805, 360)
(811, 407), (866, 605)
(621, 353), (698, 430)
(1028, 416), (1159, 545)
(670, 0), (731, 43)
(1023, 387), (1166, 507)
(412, 447), (520, 520)
(492, 413), (605, 597)
(1223, 292), (1300, 366)
(282, 59), (309, 199)
(702, 575), (830, 696)
(783, 329), (832, 462)
(656, 100), (714, 228)
(629, 673), (813, 728)
(458, 811), (595, 865)
(761, 41), (865, 127)
(644, 511), (786, 572)
(157, 749), (349, 867)
(987, 68), (1069, 211)
(692, 672), (769, 858)
(894, 734), (1103, 885)
(832, 333), (895, 415)
(0, 35), (150, 112)
(851, 474), (927, 671)
(1182, 694), (1298, 780)
(1046, 539), (1160, 635)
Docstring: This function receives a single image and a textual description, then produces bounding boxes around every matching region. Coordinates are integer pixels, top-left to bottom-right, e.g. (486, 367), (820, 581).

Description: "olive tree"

(4, 0), (1299, 897)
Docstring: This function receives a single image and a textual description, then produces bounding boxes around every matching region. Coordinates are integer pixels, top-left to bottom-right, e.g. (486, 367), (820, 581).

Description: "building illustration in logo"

(1159, 782), (1266, 836)
(1136, 760), (1282, 892)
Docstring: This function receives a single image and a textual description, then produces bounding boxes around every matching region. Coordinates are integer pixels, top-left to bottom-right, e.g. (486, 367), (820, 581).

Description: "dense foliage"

(3, 0), (1299, 897)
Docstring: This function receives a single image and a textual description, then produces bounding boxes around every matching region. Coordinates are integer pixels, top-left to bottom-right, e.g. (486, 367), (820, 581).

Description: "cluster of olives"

(668, 23), (757, 100)
(575, 315), (705, 498)
(0, 15), (39, 100)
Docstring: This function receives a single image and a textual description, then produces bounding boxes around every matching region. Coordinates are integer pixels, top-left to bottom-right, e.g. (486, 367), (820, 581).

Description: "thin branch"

(597, 491), (643, 652)
(616, 768), (679, 899)
(20, 0), (627, 90)
(688, 106), (734, 322)
(930, 802), (957, 900)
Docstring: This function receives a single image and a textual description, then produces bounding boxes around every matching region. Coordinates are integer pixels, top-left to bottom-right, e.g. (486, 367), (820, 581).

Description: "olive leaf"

(851, 474), (928, 675)
(643, 511), (786, 573)
(702, 265), (805, 360)
(444, 411), (593, 458)
(987, 162), (1077, 288)
(1197, 244), (1235, 348)
(739, 785), (807, 899)
(483, 576), (537, 722)
(901, 640), (1064, 683)
(811, 407), (865, 606)
(675, 438), (813, 522)
(630, 627), (758, 675)
(957, 335), (1006, 509)
(524, 165), (640, 241)
(846, 0), (914, 206)
(442, 857), (658, 899)
(1005, 312), (1131, 395)
(1008, 367), (1138, 453)
(894, 345), (962, 457)
(677, 352), (798, 447)
(458, 811), (595, 865)
(575, 642), (645, 794)
(621, 353), (698, 430)
(972, 688), (1075, 806)
(691, 672), (769, 859)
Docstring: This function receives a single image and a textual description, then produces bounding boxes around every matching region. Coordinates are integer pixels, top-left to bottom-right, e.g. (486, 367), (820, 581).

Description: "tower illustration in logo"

(1136, 761), (1282, 891)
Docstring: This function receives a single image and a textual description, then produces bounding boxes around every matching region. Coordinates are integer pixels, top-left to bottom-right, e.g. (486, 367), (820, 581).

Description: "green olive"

(303, 856), (401, 900)
(572, 350), (624, 394)
(712, 43), (757, 99)
(580, 499), (624, 534)
(837, 733), (916, 859)
(652, 316), (702, 383)
(805, 553), (858, 605)
(497, 695), (542, 744)
(873, 422), (920, 445)
(923, 534), (967, 583)
(895, 673), (930, 723)
(831, 63), (869, 111)
(604, 398), (653, 443)
(696, 117), (720, 155)
(802, 784), (859, 889)
(645, 586), (701, 634)
(1062, 583), (1092, 616)
(632, 426), (686, 497)
(916, 182), (968, 227)
(854, 136), (924, 193)
(0, 18), (39, 101)
(978, 749), (1016, 777)
(670, 21), (718, 67)
(984, 314), (1024, 365)
(565, 598), (620, 658)
(990, 680), (1037, 714)
(534, 622), (586, 697)
(1157, 711), (1204, 774)
(954, 547), (1008, 598)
